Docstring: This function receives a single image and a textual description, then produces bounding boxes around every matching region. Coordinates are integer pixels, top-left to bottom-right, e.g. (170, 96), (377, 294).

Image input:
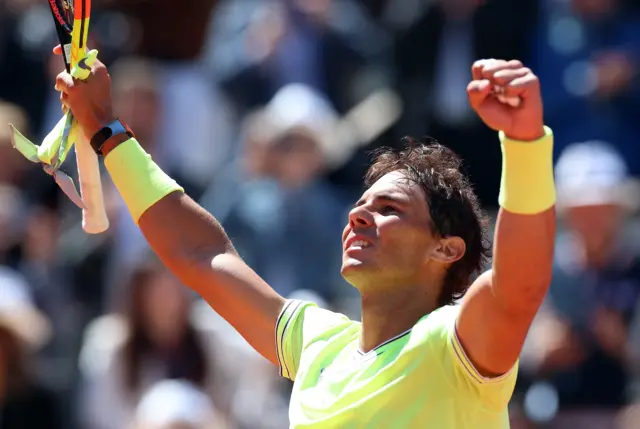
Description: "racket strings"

(62, 0), (74, 22)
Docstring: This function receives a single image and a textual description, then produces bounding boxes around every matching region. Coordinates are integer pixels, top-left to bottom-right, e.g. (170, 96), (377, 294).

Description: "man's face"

(341, 171), (439, 291)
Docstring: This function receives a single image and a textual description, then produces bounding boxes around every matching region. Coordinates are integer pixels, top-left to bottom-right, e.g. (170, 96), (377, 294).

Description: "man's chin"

(341, 256), (365, 271)
(341, 259), (374, 285)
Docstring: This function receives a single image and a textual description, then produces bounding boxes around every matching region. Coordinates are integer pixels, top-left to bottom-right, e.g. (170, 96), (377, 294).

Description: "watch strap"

(90, 119), (135, 156)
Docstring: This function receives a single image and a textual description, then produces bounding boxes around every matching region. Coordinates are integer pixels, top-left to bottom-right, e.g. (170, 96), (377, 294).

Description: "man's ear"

(431, 236), (466, 264)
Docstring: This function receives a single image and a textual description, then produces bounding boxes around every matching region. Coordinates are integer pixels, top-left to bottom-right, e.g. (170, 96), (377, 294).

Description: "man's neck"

(359, 286), (439, 353)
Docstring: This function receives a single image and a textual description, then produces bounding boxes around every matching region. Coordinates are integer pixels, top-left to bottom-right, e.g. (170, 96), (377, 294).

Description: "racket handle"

(76, 134), (109, 234)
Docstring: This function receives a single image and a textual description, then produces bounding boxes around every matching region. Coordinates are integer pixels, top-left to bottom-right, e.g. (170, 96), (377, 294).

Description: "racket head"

(47, 0), (74, 70)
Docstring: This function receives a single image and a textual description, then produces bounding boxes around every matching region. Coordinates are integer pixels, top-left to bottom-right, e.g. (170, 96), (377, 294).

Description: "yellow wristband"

(105, 138), (184, 224)
(498, 126), (556, 214)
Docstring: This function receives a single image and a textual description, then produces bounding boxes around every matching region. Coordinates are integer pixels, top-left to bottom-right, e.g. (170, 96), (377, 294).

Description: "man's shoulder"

(277, 300), (359, 380)
(410, 304), (460, 346)
(282, 299), (356, 325)
(278, 299), (359, 348)
(299, 302), (360, 337)
(418, 304), (460, 329)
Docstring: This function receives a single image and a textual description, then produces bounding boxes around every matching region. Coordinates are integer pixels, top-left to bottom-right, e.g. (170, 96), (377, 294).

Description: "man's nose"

(348, 205), (374, 229)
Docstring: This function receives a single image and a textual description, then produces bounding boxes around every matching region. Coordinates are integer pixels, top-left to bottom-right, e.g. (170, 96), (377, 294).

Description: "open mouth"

(344, 235), (374, 253)
(347, 240), (371, 250)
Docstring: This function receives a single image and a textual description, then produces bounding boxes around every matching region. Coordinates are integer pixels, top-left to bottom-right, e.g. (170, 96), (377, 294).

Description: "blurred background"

(0, 0), (639, 428)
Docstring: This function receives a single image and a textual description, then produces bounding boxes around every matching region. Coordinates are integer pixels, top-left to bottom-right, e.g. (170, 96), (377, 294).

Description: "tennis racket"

(47, 0), (109, 234)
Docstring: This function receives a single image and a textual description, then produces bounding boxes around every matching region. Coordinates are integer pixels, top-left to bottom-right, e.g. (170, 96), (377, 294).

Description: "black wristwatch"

(90, 118), (135, 156)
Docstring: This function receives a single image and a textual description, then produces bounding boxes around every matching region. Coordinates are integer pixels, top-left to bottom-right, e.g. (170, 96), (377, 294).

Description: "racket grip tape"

(76, 133), (109, 233)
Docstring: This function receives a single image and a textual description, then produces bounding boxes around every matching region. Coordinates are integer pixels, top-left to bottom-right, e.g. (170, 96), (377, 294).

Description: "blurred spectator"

(520, 141), (640, 428)
(1, 102), (75, 398)
(102, 0), (234, 190)
(209, 0), (380, 114)
(0, 102), (29, 187)
(0, 101), (60, 223)
(200, 84), (351, 306)
(0, 184), (26, 269)
(0, 1), (50, 134)
(131, 380), (223, 429)
(189, 298), (289, 429)
(0, 266), (60, 429)
(531, 0), (640, 174)
(392, 0), (538, 206)
(17, 201), (79, 400)
(207, 0), (392, 195)
(77, 257), (247, 429)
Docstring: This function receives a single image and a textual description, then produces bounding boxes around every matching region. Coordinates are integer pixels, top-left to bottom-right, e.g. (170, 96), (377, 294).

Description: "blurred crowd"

(0, 0), (639, 428)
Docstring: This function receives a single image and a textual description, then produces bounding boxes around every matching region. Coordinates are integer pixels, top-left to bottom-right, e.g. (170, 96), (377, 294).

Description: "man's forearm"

(492, 127), (556, 314)
(103, 136), (235, 282)
(493, 208), (555, 314)
(138, 192), (235, 274)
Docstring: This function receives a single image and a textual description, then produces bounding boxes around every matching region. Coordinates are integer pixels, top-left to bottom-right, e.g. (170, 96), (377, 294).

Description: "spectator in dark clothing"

(200, 84), (351, 306)
(0, 267), (60, 429)
(530, 0), (640, 175)
(210, 0), (373, 115)
(392, 0), (538, 207)
(0, 4), (49, 136)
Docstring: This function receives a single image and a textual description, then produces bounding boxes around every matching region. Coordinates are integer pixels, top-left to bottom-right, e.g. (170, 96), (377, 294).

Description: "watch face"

(90, 120), (132, 155)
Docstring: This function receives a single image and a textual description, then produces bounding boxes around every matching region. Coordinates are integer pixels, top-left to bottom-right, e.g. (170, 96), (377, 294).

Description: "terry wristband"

(498, 126), (556, 214)
(104, 138), (184, 223)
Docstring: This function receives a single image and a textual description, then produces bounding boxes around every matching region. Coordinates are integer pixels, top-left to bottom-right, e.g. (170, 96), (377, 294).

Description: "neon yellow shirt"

(276, 300), (517, 428)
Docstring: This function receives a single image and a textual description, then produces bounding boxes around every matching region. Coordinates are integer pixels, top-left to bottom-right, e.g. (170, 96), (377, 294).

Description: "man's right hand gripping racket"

(47, 0), (109, 234)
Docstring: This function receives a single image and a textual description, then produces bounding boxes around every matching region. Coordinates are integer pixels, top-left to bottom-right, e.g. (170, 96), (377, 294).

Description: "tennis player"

(55, 47), (555, 428)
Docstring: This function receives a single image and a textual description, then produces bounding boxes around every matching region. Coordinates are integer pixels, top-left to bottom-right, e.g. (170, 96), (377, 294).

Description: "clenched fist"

(53, 45), (115, 139)
(467, 59), (545, 142)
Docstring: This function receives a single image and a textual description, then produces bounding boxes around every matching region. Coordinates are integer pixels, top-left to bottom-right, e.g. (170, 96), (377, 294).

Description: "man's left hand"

(467, 59), (545, 142)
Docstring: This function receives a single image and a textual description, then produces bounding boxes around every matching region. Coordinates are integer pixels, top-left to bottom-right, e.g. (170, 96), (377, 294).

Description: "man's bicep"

(456, 270), (534, 378)
(137, 191), (285, 364)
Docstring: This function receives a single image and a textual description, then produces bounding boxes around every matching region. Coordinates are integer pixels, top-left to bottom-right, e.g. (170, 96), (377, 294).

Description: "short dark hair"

(365, 137), (491, 307)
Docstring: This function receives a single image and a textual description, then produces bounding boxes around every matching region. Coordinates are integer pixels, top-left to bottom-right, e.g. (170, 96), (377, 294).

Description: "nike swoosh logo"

(78, 57), (91, 71)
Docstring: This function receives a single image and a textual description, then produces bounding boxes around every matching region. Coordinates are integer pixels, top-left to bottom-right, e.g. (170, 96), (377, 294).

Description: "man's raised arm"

(456, 59), (556, 377)
(137, 192), (285, 364)
(55, 49), (285, 365)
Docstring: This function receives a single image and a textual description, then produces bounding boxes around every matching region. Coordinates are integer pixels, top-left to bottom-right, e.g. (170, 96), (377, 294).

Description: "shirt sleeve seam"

(451, 324), (516, 385)
(275, 299), (304, 380)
